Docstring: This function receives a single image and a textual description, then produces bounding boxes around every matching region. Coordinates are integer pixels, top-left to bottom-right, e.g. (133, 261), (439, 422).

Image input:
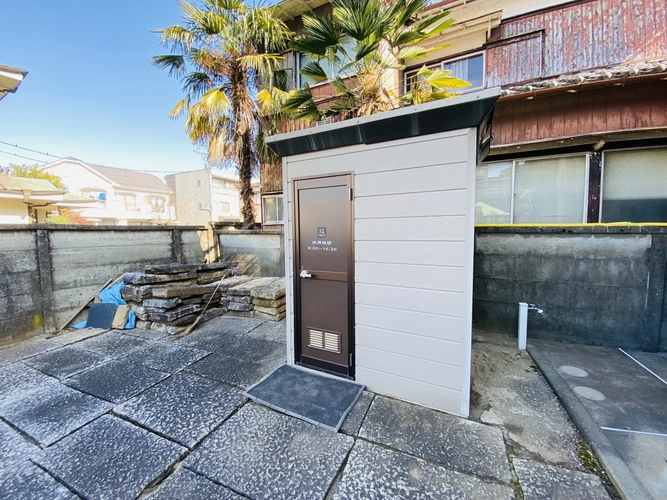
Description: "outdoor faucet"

(527, 304), (544, 315)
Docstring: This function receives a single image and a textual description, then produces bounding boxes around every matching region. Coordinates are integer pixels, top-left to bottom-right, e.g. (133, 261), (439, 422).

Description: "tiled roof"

(0, 176), (63, 193)
(502, 58), (667, 96)
(62, 157), (169, 193)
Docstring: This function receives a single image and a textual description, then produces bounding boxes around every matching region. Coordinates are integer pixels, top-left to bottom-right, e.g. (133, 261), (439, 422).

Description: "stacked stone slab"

(221, 277), (286, 320)
(120, 262), (236, 335)
(251, 279), (287, 321)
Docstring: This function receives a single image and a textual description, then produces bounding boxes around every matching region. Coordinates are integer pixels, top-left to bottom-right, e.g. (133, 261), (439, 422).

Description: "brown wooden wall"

(491, 79), (667, 147)
(487, 0), (667, 87)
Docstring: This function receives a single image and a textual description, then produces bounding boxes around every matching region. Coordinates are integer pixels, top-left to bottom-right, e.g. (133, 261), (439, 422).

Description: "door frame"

(292, 172), (355, 379)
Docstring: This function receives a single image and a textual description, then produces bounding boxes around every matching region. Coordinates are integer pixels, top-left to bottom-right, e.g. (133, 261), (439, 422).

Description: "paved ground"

(0, 318), (613, 499)
(529, 340), (667, 500)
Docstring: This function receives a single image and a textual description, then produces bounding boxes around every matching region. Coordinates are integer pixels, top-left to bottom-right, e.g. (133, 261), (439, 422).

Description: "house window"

(263, 195), (284, 224)
(148, 196), (166, 213)
(120, 193), (137, 211)
(220, 201), (230, 213)
(405, 52), (485, 93)
(196, 180), (202, 187)
(601, 147), (667, 222)
(476, 154), (588, 224)
(197, 202), (203, 210)
(297, 38), (355, 87)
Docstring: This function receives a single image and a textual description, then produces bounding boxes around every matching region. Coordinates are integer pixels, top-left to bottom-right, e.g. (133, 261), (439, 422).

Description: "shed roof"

(265, 88), (501, 158)
(0, 176), (64, 194)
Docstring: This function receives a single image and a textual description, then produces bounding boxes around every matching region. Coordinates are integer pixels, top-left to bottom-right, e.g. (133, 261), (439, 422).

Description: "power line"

(0, 140), (194, 175)
(0, 149), (47, 164)
(0, 140), (61, 159)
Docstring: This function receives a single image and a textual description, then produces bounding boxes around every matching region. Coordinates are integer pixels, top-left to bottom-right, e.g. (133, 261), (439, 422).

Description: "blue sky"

(0, 1), (231, 177)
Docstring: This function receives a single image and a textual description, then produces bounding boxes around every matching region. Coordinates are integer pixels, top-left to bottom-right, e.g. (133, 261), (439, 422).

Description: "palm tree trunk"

(239, 130), (255, 229)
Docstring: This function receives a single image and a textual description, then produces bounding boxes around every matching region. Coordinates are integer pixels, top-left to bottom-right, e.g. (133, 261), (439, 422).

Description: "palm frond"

(299, 61), (328, 83)
(151, 54), (187, 77)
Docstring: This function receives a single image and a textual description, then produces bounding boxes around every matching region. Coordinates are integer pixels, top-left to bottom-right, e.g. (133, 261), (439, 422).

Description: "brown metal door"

(293, 174), (354, 377)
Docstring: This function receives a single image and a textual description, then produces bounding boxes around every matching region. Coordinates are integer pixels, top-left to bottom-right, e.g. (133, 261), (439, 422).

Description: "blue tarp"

(73, 281), (135, 329)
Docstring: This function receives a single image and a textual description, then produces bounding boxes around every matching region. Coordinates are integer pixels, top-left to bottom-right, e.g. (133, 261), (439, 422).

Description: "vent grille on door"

(308, 329), (341, 353)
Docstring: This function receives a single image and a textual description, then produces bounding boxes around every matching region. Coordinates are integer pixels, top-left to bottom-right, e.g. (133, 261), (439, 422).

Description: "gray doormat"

(244, 364), (365, 432)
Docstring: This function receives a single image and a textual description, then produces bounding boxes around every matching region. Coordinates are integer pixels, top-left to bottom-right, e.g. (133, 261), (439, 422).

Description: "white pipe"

(518, 302), (528, 350)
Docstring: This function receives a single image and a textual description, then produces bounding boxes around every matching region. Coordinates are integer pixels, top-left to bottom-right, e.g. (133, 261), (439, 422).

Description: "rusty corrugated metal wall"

(487, 0), (667, 87)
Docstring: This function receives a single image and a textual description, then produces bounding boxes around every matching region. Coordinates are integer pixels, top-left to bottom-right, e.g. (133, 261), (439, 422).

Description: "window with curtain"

(513, 156), (587, 224)
(602, 148), (667, 222)
(476, 155), (588, 224)
(405, 53), (485, 93)
(475, 162), (512, 224)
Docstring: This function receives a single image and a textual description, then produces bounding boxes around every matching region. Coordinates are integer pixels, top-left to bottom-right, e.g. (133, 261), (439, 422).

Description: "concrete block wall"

(0, 225), (207, 347)
(473, 227), (666, 351)
(216, 230), (284, 278)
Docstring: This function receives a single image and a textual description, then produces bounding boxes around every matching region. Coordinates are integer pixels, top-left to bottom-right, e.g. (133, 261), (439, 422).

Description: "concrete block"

(250, 279), (286, 300)
(143, 298), (183, 310)
(254, 310), (286, 322)
(228, 277), (279, 296)
(148, 304), (203, 323)
(227, 302), (253, 312)
(254, 304), (286, 315)
(253, 296), (286, 308)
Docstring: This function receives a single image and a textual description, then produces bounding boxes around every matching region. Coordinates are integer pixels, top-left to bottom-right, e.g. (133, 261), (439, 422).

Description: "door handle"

(300, 269), (313, 278)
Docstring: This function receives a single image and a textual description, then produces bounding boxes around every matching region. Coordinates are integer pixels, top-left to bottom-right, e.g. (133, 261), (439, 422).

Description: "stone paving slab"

(0, 338), (63, 367)
(340, 391), (375, 436)
(177, 327), (237, 352)
(49, 328), (106, 345)
(246, 319), (286, 343)
(185, 404), (353, 500)
(115, 373), (246, 449)
(0, 461), (78, 500)
(121, 342), (209, 373)
(360, 396), (511, 482)
(147, 467), (244, 500)
(23, 345), (108, 380)
(75, 331), (148, 358)
(186, 352), (273, 389)
(0, 363), (60, 401)
(219, 337), (286, 367)
(121, 328), (171, 342)
(331, 440), (513, 500)
(0, 382), (112, 446)
(0, 419), (42, 470)
(513, 459), (609, 499)
(36, 414), (186, 500)
(64, 358), (169, 403)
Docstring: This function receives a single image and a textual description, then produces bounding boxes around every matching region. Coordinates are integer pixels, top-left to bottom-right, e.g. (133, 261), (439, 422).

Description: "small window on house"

(263, 195), (284, 224)
(196, 180), (202, 187)
(405, 52), (485, 93)
(197, 202), (203, 210)
(297, 38), (355, 87)
(148, 196), (166, 213)
(220, 201), (230, 213)
(121, 193), (137, 211)
(601, 148), (667, 222)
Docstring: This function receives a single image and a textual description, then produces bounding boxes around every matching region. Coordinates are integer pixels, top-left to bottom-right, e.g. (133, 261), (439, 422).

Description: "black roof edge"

(265, 88), (502, 158)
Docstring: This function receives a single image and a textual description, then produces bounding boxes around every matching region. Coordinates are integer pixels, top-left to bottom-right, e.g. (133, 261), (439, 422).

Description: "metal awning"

(265, 88), (501, 160)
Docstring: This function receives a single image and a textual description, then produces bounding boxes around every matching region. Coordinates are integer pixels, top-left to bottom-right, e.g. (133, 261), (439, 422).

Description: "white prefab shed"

(266, 89), (500, 417)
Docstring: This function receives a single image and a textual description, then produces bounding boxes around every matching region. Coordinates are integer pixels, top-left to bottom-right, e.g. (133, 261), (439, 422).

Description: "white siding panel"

(355, 190), (467, 219)
(357, 326), (464, 366)
(355, 163), (467, 197)
(356, 366), (462, 415)
(357, 346), (463, 390)
(356, 283), (464, 317)
(356, 262), (465, 292)
(287, 133), (468, 180)
(356, 241), (466, 267)
(355, 216), (466, 242)
(356, 304), (464, 342)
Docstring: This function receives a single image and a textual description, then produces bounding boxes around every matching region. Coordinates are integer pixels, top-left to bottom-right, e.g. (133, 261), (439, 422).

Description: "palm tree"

(153, 0), (290, 227)
(283, 0), (469, 121)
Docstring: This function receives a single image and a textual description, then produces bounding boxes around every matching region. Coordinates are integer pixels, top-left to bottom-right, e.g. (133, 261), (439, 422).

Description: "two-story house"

(267, 0), (667, 227)
(41, 157), (174, 225)
(166, 169), (261, 226)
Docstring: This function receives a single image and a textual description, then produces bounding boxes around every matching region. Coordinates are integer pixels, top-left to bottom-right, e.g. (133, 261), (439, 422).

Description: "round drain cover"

(559, 365), (588, 377)
(573, 386), (606, 401)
